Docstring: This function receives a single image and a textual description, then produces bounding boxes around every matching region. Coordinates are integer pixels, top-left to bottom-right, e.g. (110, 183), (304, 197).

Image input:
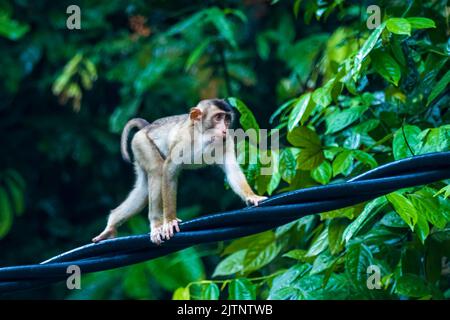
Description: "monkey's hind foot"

(162, 218), (182, 241)
(150, 225), (165, 245)
(92, 227), (117, 243)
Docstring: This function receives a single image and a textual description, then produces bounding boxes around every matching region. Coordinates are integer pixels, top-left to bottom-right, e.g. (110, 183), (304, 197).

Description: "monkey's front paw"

(162, 218), (182, 240)
(245, 195), (268, 206)
(150, 226), (165, 245)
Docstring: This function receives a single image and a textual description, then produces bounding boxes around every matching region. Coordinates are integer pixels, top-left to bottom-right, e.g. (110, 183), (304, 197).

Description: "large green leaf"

(287, 92), (315, 131)
(280, 148), (297, 183)
(207, 7), (238, 48)
(213, 250), (246, 277)
(228, 97), (260, 132)
(287, 126), (321, 148)
(311, 160), (332, 185)
(243, 231), (280, 273)
(386, 192), (418, 229)
(328, 218), (348, 255)
(392, 125), (421, 160)
(345, 244), (373, 283)
(146, 248), (205, 291)
(371, 50), (401, 86)
(201, 282), (220, 300)
(228, 279), (256, 300)
(386, 18), (411, 35)
(395, 274), (431, 298)
(353, 22), (386, 75)
(342, 197), (387, 243)
(332, 150), (353, 177)
(325, 105), (368, 134)
(406, 17), (436, 29)
(410, 189), (446, 229)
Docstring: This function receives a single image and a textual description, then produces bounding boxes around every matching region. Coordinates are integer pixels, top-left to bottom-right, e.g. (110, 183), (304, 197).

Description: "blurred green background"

(0, 0), (449, 299)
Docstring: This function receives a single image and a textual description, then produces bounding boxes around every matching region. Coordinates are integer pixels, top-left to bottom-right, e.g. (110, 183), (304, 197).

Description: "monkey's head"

(189, 99), (234, 139)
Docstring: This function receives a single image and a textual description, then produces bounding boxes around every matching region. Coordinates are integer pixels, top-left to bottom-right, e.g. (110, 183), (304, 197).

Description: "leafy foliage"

(0, 0), (448, 299)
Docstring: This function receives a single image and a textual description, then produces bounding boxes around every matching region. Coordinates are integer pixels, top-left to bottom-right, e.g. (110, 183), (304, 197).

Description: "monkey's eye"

(214, 114), (224, 122)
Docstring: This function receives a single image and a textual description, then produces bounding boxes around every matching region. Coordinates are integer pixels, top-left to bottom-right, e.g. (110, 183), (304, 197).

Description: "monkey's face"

(190, 100), (233, 141)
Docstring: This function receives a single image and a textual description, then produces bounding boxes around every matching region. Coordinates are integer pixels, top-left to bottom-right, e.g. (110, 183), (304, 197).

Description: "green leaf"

(406, 17), (436, 29)
(386, 192), (418, 229)
(371, 50), (401, 86)
(310, 251), (337, 275)
(395, 274), (431, 297)
(353, 22), (386, 75)
(0, 15), (30, 40)
(270, 98), (296, 124)
(386, 18), (411, 35)
(173, 287), (190, 300)
(201, 282), (220, 300)
(325, 105), (368, 134)
(146, 248), (205, 291)
(410, 190), (446, 229)
(228, 97), (260, 132)
(213, 250), (246, 277)
(392, 125), (421, 160)
(243, 231), (280, 273)
(166, 11), (206, 36)
(280, 148), (297, 183)
(380, 211), (408, 228)
(353, 150), (377, 168)
(342, 197), (387, 243)
(414, 213), (429, 244)
(297, 147), (325, 171)
(434, 184), (450, 200)
(306, 228), (328, 257)
(345, 244), (373, 283)
(332, 150), (353, 177)
(185, 39), (210, 70)
(268, 264), (310, 299)
(328, 218), (348, 255)
(311, 160), (332, 185)
(0, 187), (13, 239)
(289, 127), (324, 170)
(223, 233), (262, 255)
(287, 126), (321, 148)
(123, 265), (151, 299)
(282, 249), (307, 261)
(312, 80), (333, 107)
(208, 7), (238, 48)
(228, 279), (256, 300)
(287, 93), (315, 131)
(427, 70), (450, 106)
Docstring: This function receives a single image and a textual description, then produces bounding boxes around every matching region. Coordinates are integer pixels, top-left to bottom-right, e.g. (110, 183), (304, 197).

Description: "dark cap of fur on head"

(209, 99), (233, 112)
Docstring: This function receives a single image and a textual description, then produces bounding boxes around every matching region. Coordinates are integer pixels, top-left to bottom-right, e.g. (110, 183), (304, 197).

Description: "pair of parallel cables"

(0, 152), (449, 294)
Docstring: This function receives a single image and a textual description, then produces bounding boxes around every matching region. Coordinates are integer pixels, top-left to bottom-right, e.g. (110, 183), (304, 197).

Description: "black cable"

(0, 152), (449, 295)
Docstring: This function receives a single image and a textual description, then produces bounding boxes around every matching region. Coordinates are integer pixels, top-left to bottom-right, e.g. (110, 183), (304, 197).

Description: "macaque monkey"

(93, 99), (267, 244)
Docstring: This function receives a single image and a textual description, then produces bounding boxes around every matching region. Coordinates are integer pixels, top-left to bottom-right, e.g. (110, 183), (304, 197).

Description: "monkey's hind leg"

(148, 172), (165, 245)
(92, 164), (148, 243)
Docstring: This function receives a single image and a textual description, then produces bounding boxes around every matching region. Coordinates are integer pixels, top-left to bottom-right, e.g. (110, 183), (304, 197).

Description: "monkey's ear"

(189, 108), (202, 121)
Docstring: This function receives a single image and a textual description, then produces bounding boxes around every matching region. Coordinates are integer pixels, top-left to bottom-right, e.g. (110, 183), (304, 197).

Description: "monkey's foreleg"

(92, 164), (148, 243)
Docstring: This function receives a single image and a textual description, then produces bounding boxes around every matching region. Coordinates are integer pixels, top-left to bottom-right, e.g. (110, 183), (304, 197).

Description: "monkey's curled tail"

(121, 118), (150, 163)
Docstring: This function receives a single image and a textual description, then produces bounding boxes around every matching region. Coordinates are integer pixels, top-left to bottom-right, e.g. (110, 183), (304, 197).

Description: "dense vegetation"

(0, 0), (448, 299)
